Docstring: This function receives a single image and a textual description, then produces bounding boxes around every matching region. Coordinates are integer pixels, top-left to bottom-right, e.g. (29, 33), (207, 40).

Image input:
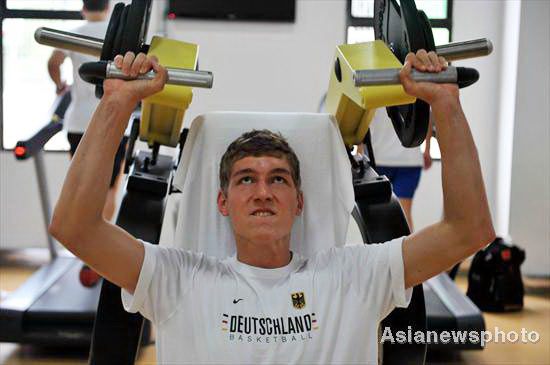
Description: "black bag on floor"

(467, 237), (525, 312)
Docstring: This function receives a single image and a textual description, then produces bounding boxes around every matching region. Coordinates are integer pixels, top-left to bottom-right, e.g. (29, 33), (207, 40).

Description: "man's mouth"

(251, 210), (275, 217)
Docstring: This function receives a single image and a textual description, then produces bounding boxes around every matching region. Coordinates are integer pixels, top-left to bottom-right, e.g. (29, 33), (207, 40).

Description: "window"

(347, 0), (452, 45)
(6, 0), (82, 11)
(1, 0), (83, 151)
(347, 0), (453, 159)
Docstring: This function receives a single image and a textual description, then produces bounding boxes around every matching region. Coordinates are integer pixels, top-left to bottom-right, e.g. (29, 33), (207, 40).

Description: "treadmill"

(0, 92), (101, 346)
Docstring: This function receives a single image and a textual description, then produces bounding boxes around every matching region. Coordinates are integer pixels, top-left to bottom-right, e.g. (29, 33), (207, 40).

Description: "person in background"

(47, 0), (126, 286)
(361, 109), (434, 232)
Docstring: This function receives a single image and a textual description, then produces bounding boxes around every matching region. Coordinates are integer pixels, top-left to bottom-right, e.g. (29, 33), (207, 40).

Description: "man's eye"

(273, 176), (287, 184)
(240, 176), (253, 184)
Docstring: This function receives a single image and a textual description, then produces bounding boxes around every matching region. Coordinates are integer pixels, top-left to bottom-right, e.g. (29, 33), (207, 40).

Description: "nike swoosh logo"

(233, 298), (244, 304)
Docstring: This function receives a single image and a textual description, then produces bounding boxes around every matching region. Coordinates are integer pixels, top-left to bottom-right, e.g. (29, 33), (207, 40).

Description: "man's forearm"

(48, 51), (66, 89)
(50, 96), (135, 243)
(48, 63), (62, 88)
(400, 51), (495, 287)
(431, 100), (494, 243)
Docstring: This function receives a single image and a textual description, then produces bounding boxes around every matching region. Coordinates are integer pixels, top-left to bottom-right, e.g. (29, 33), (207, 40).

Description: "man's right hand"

(103, 51), (168, 107)
(56, 81), (68, 95)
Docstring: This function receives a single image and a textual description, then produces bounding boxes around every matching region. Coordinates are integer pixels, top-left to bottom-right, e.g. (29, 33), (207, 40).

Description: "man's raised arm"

(49, 52), (167, 294)
(400, 51), (496, 289)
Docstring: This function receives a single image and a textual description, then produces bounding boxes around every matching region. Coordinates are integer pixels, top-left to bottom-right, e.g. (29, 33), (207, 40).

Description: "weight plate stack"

(374, 0), (435, 148)
(95, 0), (152, 98)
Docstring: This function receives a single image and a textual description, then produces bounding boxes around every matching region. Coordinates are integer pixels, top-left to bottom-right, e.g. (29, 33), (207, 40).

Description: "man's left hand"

(423, 149), (432, 169)
(399, 50), (459, 108)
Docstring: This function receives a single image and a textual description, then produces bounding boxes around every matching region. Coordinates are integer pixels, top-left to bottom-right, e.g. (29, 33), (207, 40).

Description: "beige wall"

(2, 0), (548, 276)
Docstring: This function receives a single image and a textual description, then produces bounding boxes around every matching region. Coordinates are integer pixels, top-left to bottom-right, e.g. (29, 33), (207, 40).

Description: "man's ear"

(295, 190), (304, 216)
(217, 190), (229, 216)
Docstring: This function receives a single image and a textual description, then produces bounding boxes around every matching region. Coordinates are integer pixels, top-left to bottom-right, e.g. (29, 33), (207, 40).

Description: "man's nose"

(254, 180), (273, 200)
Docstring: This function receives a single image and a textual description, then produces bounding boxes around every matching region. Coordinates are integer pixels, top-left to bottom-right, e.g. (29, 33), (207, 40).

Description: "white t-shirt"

(61, 20), (108, 133)
(369, 108), (423, 167)
(122, 237), (412, 364)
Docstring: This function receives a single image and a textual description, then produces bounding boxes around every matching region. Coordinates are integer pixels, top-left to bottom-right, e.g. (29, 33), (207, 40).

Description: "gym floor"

(1, 249), (549, 364)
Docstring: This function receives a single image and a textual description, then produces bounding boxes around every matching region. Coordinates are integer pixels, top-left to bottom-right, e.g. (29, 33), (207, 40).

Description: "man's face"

(217, 155), (304, 245)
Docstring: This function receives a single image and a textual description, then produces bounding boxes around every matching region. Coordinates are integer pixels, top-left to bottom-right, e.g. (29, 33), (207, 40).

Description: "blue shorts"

(374, 166), (421, 199)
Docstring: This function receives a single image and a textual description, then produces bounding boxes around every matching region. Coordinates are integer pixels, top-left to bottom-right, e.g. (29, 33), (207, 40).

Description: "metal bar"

(34, 151), (57, 260)
(35, 27), (103, 57)
(436, 38), (493, 61)
(36, 28), (214, 88)
(106, 62), (213, 89)
(354, 67), (458, 86)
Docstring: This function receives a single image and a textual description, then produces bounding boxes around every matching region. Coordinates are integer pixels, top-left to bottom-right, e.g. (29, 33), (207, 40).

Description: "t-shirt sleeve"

(330, 237), (413, 321)
(120, 240), (205, 325)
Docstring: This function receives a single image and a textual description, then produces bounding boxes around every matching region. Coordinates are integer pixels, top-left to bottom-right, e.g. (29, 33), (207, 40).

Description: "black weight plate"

(374, 0), (406, 61)
(112, 5), (129, 59)
(418, 10), (436, 52)
(374, 0), (432, 147)
(100, 2), (124, 62)
(386, 101), (430, 147)
(96, 2), (125, 98)
(399, 0), (428, 55)
(97, 3), (128, 98)
(121, 0), (152, 55)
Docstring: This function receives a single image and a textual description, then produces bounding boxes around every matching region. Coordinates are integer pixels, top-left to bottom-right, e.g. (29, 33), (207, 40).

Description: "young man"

(49, 51), (495, 363)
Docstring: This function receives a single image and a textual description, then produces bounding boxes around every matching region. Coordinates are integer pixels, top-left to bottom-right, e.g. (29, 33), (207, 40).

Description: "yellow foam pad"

(325, 40), (416, 146)
(141, 36), (199, 147)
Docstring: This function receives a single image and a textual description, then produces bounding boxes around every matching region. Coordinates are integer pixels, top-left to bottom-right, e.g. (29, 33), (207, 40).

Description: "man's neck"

(235, 235), (292, 269)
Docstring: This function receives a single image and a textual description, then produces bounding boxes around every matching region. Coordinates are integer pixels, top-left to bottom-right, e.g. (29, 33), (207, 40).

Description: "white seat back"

(172, 111), (354, 258)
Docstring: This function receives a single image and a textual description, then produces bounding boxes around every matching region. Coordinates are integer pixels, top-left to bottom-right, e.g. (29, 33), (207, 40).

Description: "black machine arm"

(351, 158), (427, 364)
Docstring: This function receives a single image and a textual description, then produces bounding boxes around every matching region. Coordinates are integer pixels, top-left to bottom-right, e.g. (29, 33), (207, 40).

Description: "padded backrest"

(171, 111), (355, 258)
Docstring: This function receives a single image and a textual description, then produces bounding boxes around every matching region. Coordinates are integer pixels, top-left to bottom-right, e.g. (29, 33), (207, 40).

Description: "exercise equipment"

(32, 1), (212, 361)
(33, 3), (212, 89)
(0, 92), (154, 354)
(351, 158), (426, 363)
(0, 92), (104, 346)
(325, 0), (491, 353)
(78, 60), (212, 88)
(35, 0), (214, 151)
(27, 0), (488, 362)
(326, 0), (492, 147)
(28, 0), (201, 359)
(374, 0), (432, 147)
(354, 66), (479, 88)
